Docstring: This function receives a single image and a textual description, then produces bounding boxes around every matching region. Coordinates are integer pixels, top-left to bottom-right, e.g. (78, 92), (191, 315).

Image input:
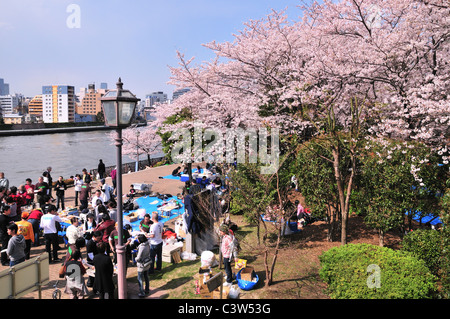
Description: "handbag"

(142, 256), (152, 269)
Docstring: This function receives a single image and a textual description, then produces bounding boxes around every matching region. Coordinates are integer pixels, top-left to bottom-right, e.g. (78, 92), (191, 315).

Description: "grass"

(123, 214), (332, 299)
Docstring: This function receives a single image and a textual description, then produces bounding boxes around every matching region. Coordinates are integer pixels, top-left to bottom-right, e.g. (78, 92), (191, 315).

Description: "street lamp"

(101, 77), (140, 299)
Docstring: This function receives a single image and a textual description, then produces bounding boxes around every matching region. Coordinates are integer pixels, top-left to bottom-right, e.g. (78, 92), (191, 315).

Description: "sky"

(0, 0), (304, 100)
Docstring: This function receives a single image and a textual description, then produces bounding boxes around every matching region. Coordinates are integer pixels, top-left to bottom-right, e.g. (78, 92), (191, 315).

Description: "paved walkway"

(0, 163), (188, 299)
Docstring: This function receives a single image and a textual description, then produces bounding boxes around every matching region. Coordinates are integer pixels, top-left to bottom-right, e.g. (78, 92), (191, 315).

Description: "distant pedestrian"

(99, 179), (113, 203)
(98, 160), (106, 179)
(27, 205), (43, 247)
(86, 231), (102, 290)
(63, 249), (89, 299)
(6, 223), (26, 267)
(0, 205), (13, 266)
(24, 178), (35, 206)
(110, 167), (117, 195)
(73, 174), (82, 207)
(148, 212), (163, 273)
(16, 211), (34, 259)
(82, 169), (92, 184)
(135, 234), (151, 297)
(93, 242), (115, 299)
(45, 167), (54, 199)
(40, 204), (62, 263)
(79, 182), (90, 211)
(35, 176), (49, 208)
(94, 214), (115, 255)
(55, 176), (67, 211)
(0, 172), (9, 191)
(5, 196), (19, 221)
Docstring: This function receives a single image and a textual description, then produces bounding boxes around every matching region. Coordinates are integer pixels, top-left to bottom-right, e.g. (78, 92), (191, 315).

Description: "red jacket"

(95, 219), (116, 243)
(28, 209), (44, 220)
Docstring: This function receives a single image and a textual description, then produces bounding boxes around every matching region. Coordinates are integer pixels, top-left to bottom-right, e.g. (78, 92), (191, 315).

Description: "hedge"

(319, 243), (437, 299)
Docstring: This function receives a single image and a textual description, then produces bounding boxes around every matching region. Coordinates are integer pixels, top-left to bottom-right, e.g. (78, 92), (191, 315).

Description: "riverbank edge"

(0, 125), (114, 136)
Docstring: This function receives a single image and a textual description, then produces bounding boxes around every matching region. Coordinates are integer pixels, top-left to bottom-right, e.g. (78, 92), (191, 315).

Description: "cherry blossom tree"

(154, 0), (449, 245)
(109, 125), (162, 166)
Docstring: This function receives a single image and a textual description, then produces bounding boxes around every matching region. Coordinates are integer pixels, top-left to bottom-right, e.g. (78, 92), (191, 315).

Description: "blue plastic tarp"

(123, 196), (184, 232)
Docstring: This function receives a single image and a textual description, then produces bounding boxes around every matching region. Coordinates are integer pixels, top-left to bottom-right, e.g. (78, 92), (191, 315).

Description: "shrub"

(319, 243), (437, 299)
(401, 229), (443, 276)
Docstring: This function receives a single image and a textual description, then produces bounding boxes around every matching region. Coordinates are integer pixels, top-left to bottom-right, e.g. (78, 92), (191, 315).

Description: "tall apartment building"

(78, 84), (105, 116)
(0, 94), (19, 115)
(28, 94), (43, 118)
(42, 85), (75, 123)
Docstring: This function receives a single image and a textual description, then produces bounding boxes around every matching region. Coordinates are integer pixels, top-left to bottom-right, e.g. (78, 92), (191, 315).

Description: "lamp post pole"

(135, 130), (140, 172)
(101, 77), (139, 300)
(115, 128), (127, 299)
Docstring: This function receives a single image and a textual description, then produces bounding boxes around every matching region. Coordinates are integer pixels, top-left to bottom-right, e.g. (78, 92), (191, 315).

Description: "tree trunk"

(379, 230), (385, 247)
(332, 147), (348, 245)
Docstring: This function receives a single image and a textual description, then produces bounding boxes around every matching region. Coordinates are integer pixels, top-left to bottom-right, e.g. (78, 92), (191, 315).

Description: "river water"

(0, 130), (162, 188)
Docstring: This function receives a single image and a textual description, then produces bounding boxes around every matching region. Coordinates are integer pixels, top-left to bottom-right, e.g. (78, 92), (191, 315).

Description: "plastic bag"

(228, 285), (240, 299)
(181, 251), (197, 261)
(236, 268), (259, 291)
(201, 250), (216, 267)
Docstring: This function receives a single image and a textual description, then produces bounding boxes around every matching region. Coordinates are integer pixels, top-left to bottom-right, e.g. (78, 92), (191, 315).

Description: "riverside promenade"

(0, 163), (187, 299)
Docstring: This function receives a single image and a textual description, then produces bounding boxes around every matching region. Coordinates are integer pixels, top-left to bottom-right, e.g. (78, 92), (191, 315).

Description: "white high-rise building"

(42, 85), (76, 123)
(145, 91), (168, 108)
(0, 94), (19, 115)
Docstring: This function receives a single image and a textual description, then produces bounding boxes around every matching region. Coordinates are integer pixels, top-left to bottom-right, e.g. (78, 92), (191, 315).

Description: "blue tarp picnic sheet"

(162, 168), (205, 180)
(407, 211), (442, 225)
(123, 195), (184, 232)
(162, 174), (182, 180)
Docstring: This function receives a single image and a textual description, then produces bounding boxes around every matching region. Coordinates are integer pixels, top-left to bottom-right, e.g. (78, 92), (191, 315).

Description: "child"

(219, 224), (238, 286)
(127, 184), (136, 199)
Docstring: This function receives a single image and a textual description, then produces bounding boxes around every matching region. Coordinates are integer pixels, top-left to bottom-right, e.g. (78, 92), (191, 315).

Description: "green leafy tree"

(354, 138), (447, 246)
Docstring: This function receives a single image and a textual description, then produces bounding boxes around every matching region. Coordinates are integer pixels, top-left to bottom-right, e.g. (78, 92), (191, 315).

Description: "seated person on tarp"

(189, 179), (202, 195)
(139, 214), (153, 236)
(182, 181), (191, 196)
(212, 176), (222, 188)
(127, 185), (136, 199)
(294, 200), (314, 226)
(200, 176), (210, 189)
(172, 167), (182, 177)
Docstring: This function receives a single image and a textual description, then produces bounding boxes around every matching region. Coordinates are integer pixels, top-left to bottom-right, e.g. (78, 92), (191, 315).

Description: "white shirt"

(66, 224), (82, 245)
(40, 213), (63, 234)
(74, 178), (83, 192)
(101, 183), (112, 202)
(149, 222), (163, 245)
(91, 195), (104, 208)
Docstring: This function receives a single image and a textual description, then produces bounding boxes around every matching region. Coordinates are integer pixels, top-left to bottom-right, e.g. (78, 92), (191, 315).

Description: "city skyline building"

(145, 91), (168, 108)
(42, 85), (76, 123)
(0, 78), (10, 96)
(28, 94), (43, 119)
(77, 83), (105, 116)
(172, 88), (190, 101)
(0, 94), (20, 115)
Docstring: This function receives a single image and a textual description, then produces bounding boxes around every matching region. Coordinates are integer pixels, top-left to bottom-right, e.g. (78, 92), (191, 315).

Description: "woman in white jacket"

(135, 234), (151, 297)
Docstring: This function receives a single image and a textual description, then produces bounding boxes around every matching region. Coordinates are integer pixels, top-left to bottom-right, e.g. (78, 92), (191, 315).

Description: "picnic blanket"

(406, 210), (442, 226)
(123, 195), (184, 232)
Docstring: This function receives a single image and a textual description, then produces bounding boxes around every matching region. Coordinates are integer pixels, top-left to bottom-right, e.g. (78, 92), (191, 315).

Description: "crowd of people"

(0, 162), (166, 299)
(0, 160), (238, 299)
